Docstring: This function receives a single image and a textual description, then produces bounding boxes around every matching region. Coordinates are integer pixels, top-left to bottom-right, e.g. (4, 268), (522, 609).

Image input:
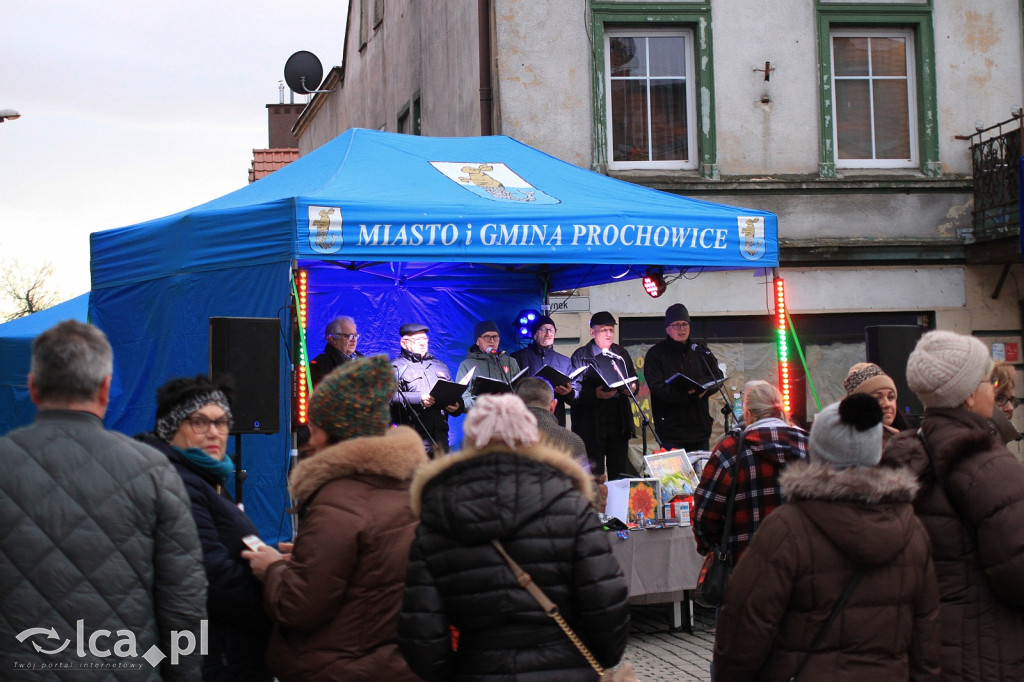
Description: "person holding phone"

(136, 375), (272, 681)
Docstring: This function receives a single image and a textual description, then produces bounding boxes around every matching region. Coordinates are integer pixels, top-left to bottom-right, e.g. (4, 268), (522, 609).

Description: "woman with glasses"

(991, 360), (1017, 421)
(137, 375), (272, 681)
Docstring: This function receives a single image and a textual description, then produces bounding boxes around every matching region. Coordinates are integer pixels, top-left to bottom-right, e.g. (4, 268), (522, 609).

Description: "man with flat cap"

(644, 303), (723, 452)
(456, 319), (521, 410)
(570, 311), (638, 479)
(391, 323), (464, 456)
(511, 315), (575, 426)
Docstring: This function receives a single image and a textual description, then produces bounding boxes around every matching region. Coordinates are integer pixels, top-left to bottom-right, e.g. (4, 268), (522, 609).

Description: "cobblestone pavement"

(619, 604), (716, 681)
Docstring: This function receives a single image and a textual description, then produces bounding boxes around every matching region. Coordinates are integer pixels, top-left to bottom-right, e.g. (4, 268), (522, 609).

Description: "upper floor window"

(831, 28), (918, 169)
(604, 29), (697, 171)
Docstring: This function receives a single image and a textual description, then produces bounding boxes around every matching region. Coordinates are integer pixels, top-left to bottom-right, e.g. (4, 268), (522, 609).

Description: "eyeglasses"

(667, 322), (690, 331)
(332, 333), (359, 341)
(185, 415), (233, 433)
(536, 326), (556, 335)
(480, 334), (500, 341)
(995, 395), (1020, 408)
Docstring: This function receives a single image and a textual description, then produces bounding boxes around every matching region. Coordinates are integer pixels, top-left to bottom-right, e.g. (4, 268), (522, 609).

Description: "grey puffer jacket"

(0, 410), (207, 681)
(883, 408), (1024, 682)
(398, 442), (629, 681)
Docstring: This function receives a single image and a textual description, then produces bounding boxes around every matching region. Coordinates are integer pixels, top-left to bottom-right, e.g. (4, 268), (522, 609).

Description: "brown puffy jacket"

(263, 426), (427, 681)
(883, 408), (1024, 681)
(713, 461), (940, 682)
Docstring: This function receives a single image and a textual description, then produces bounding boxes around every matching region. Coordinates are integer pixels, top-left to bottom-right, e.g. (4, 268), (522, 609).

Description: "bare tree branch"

(1, 260), (60, 322)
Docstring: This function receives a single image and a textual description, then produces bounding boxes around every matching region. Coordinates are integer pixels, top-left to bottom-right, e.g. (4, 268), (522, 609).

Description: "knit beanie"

(155, 375), (233, 443)
(474, 320), (500, 339)
(809, 393), (883, 468)
(665, 303), (690, 326)
(308, 355), (395, 442)
(530, 315), (557, 335)
(463, 394), (539, 449)
(906, 330), (992, 409)
(844, 362), (898, 398)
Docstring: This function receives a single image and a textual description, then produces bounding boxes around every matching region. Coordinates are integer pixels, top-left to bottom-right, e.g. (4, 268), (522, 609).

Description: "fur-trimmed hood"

(290, 425), (427, 506)
(408, 441), (594, 546)
(781, 461), (922, 566)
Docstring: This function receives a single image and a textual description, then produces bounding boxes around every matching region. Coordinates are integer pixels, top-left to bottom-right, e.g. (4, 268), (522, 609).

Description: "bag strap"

(917, 428), (978, 546)
(717, 439), (746, 555)
(490, 539), (605, 676)
(788, 566), (865, 682)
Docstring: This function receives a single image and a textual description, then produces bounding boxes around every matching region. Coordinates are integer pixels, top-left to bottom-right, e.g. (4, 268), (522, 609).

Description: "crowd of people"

(3, 314), (1024, 680)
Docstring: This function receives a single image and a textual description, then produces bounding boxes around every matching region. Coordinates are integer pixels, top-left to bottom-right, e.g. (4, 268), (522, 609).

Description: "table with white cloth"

(608, 524), (705, 631)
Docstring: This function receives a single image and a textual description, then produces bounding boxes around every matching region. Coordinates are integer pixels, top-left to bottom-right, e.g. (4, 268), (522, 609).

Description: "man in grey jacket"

(0, 320), (207, 680)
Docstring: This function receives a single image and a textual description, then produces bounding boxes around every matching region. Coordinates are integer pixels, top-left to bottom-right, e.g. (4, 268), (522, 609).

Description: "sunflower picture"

(627, 479), (659, 527)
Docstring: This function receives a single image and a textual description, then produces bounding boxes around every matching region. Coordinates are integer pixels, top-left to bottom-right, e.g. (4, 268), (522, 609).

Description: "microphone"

(601, 348), (623, 361)
(690, 343), (712, 355)
(486, 348), (505, 355)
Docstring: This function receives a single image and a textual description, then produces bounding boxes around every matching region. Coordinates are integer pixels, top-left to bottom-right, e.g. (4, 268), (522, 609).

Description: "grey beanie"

(809, 393), (883, 468)
(906, 330), (992, 409)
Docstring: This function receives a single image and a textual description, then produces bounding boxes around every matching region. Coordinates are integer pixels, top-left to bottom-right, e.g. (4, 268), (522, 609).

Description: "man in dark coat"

(0, 321), (206, 680)
(391, 322), (465, 456)
(511, 315), (575, 426)
(309, 315), (363, 386)
(570, 311), (638, 479)
(644, 302), (723, 451)
(515, 376), (590, 473)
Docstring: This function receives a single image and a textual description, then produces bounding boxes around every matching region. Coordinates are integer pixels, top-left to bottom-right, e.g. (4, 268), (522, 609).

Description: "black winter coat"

(137, 434), (272, 681)
(511, 342), (575, 425)
(644, 337), (720, 447)
(398, 442), (630, 681)
(569, 340), (637, 444)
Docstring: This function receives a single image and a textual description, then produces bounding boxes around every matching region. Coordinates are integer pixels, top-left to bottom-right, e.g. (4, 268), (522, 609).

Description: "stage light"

(516, 309), (540, 340)
(642, 266), (666, 298)
(774, 277), (792, 417)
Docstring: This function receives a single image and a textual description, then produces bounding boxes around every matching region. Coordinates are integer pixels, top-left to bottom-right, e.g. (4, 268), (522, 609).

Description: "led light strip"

(293, 269), (309, 425)
(774, 277), (792, 416)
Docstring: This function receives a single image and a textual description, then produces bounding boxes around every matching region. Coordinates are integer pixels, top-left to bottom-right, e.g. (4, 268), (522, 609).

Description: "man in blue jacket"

(511, 315), (575, 426)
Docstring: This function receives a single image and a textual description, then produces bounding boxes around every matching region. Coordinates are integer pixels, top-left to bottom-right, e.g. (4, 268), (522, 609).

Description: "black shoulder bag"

(694, 444), (744, 608)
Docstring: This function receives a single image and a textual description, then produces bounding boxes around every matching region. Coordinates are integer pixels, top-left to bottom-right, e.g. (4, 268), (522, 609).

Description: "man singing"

(391, 323), (464, 456)
(570, 311), (638, 479)
(455, 320), (520, 410)
(511, 315), (575, 426)
(310, 315), (363, 387)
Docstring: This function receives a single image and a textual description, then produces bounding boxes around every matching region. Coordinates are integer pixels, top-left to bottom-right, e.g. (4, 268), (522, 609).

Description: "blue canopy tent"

(0, 293), (90, 432)
(88, 129), (778, 541)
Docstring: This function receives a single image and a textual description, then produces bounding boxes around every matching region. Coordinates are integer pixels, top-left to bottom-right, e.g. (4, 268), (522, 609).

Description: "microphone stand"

(694, 345), (734, 433)
(490, 350), (515, 391)
(396, 364), (441, 455)
(605, 351), (663, 457)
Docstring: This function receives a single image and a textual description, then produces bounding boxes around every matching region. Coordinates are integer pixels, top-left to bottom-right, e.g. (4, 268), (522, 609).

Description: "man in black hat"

(644, 303), (723, 451)
(569, 311), (638, 479)
(391, 323), (464, 456)
(511, 315), (575, 426)
(455, 320), (521, 410)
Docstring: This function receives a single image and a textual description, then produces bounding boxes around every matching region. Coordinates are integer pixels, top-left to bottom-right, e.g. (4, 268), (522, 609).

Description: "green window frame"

(590, 2), (717, 178)
(816, 3), (938, 178)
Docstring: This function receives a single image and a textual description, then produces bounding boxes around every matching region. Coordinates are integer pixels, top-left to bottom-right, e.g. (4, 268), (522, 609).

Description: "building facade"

(293, 0), (1024, 435)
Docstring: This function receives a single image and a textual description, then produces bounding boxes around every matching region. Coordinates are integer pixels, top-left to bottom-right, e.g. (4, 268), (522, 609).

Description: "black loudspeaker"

(865, 325), (925, 423)
(209, 317), (280, 434)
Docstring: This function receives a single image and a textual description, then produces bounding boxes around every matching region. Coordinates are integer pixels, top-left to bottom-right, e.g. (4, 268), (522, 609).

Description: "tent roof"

(91, 129), (777, 292)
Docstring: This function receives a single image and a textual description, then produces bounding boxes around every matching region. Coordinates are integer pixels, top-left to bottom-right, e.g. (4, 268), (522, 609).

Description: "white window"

(605, 29), (697, 171)
(831, 28), (918, 168)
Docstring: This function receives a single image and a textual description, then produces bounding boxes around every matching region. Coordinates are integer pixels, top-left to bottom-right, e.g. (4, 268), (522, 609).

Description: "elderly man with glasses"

(644, 303), (723, 452)
(391, 323), (464, 456)
(310, 315), (364, 387)
(511, 315), (575, 427)
(456, 319), (521, 411)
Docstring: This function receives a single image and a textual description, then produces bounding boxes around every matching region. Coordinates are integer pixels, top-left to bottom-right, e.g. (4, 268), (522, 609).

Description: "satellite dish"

(284, 51), (324, 95)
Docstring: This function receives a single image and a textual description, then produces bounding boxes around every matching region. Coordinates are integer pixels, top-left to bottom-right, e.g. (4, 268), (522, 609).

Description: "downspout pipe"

(478, 0), (493, 136)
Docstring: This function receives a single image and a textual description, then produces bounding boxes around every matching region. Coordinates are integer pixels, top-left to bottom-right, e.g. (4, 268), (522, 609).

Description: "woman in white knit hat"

(883, 330), (1024, 681)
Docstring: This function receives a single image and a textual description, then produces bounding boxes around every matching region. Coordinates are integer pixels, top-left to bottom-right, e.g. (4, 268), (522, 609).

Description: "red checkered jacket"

(691, 418), (808, 560)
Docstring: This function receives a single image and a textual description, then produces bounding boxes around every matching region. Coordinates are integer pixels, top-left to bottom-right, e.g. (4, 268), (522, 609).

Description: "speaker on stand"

(209, 317), (281, 504)
(865, 325), (926, 428)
